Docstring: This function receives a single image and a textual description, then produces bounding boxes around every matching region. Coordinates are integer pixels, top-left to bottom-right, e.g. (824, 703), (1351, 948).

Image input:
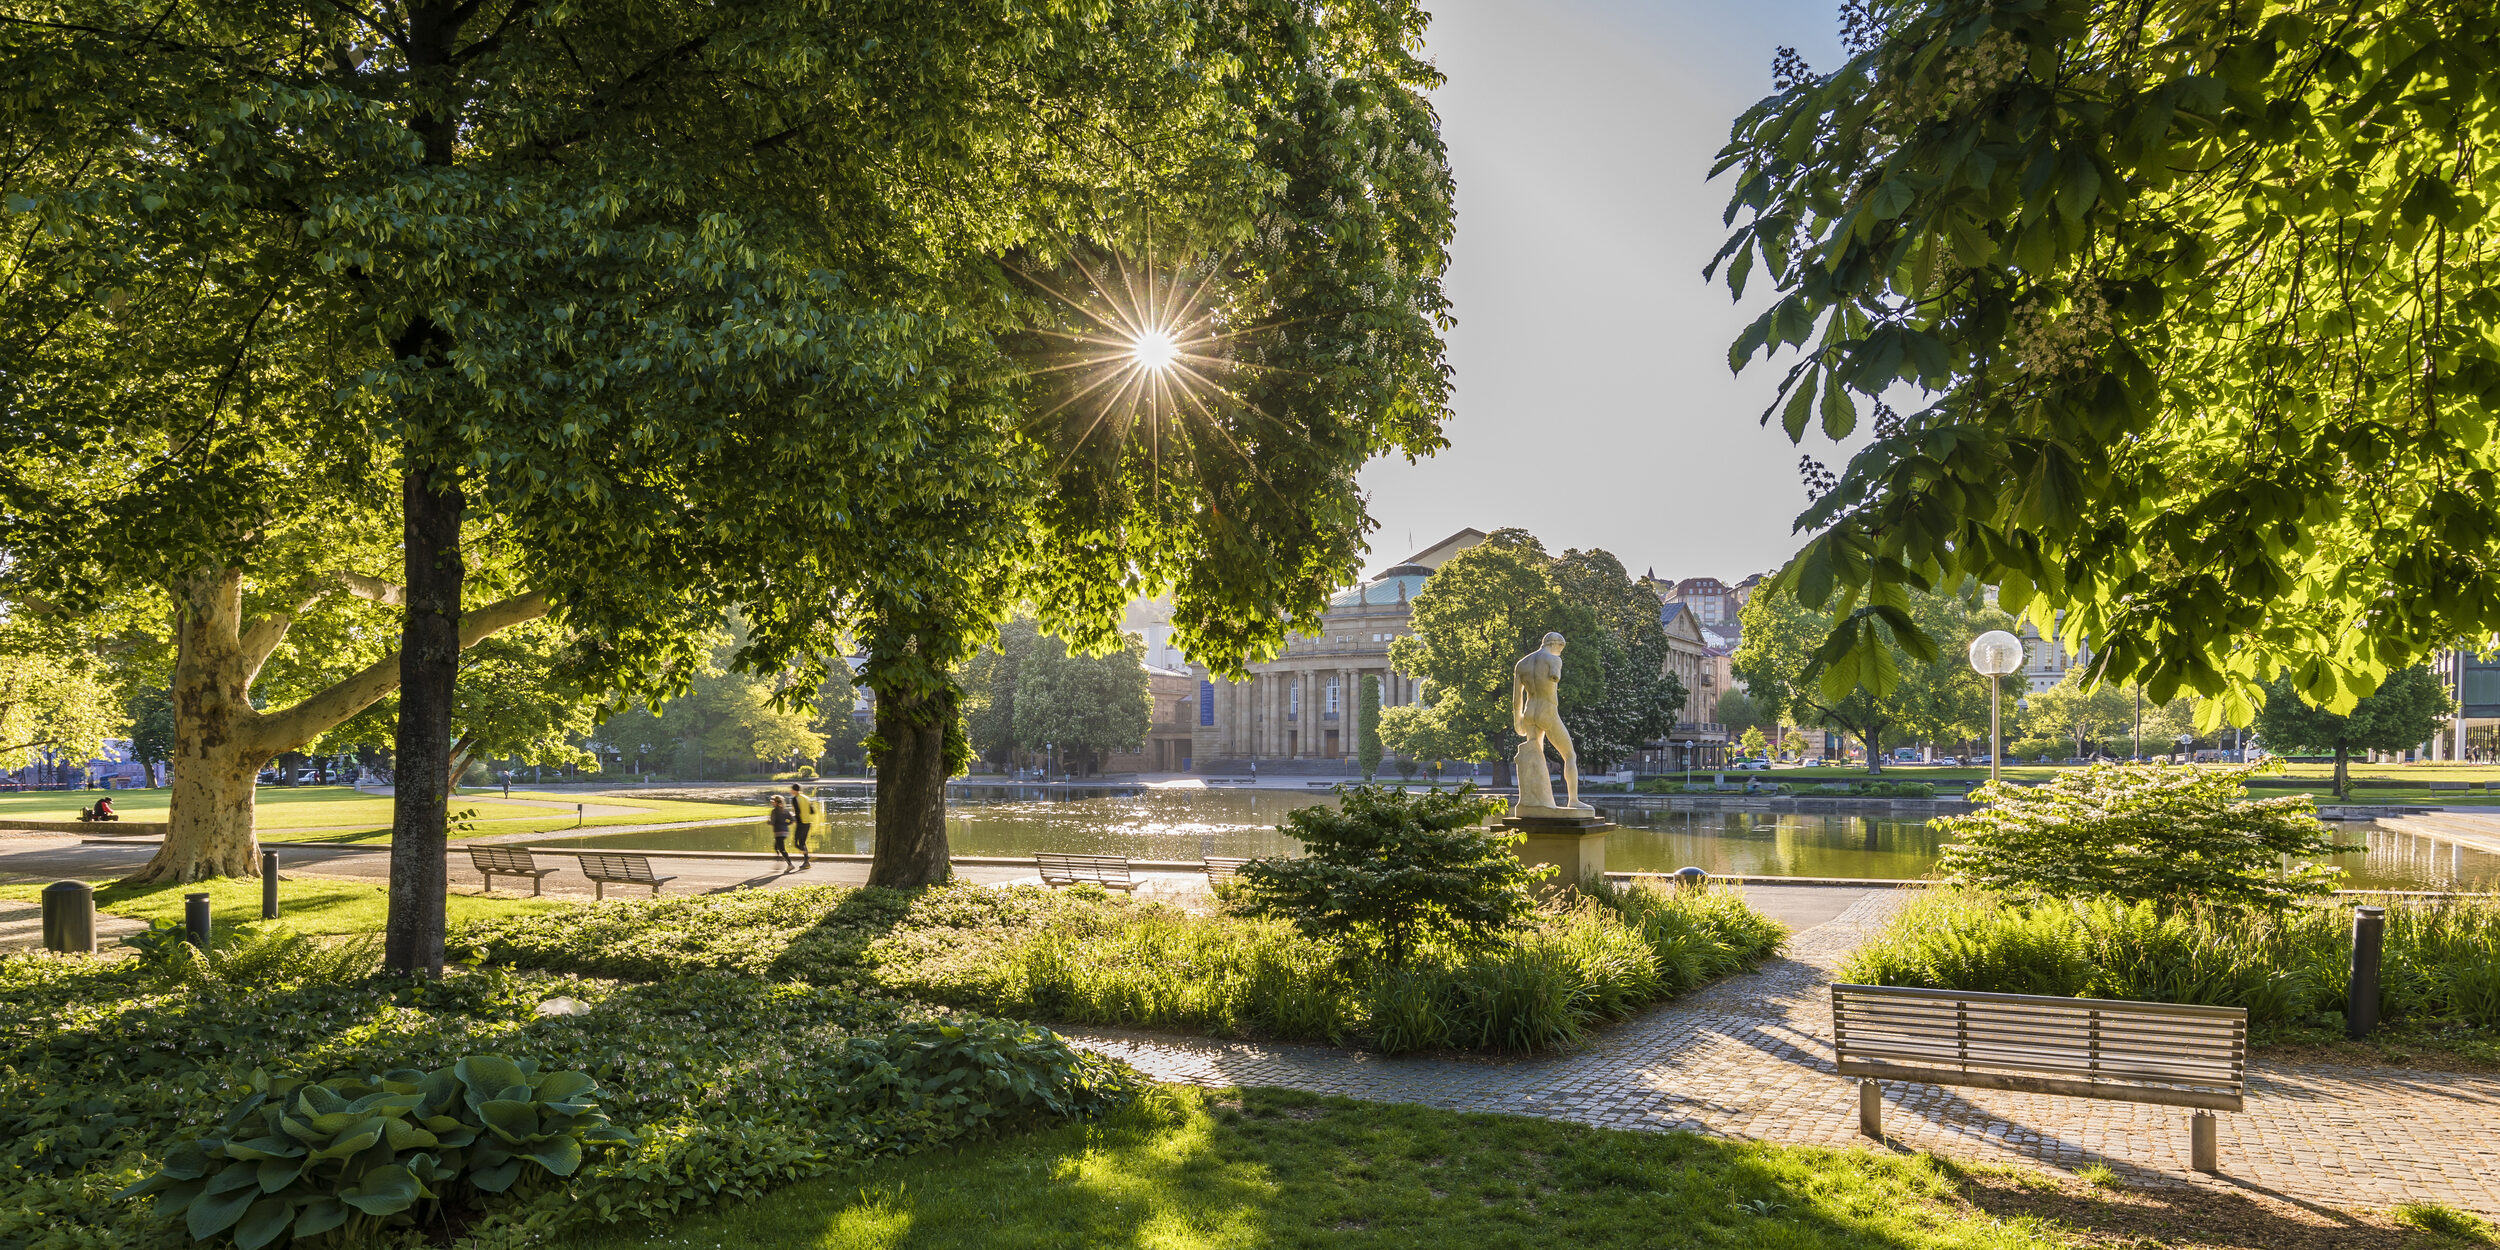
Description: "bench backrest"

(1035, 852), (1132, 883)
(1203, 856), (1253, 882)
(578, 852), (657, 882)
(1832, 983), (2246, 1111)
(468, 845), (540, 872)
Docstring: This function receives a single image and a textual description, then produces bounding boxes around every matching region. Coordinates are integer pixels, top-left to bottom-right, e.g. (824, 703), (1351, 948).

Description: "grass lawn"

(0, 875), (566, 940)
(559, 1086), (2455, 1250)
(0, 784), (761, 842)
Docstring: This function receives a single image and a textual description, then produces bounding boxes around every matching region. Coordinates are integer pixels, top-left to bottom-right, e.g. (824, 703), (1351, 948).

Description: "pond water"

(522, 790), (2500, 892)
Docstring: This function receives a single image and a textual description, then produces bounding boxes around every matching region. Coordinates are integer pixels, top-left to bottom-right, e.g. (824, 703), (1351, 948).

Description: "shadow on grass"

(1930, 1153), (2430, 1249)
(559, 1086), (2080, 1250)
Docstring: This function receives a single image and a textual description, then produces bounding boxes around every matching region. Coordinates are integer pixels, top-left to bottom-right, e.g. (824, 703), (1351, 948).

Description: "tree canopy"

(2253, 665), (2451, 795)
(1382, 531), (1683, 778)
(1715, 0), (2500, 725)
(1012, 633), (1152, 776)
(1734, 580), (2009, 769)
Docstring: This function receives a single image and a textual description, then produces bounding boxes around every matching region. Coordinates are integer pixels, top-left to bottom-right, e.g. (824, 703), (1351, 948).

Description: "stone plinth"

(1498, 813), (1612, 889)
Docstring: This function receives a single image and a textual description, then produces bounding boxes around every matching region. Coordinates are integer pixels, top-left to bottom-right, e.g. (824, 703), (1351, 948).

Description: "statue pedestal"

(1498, 811), (1611, 890)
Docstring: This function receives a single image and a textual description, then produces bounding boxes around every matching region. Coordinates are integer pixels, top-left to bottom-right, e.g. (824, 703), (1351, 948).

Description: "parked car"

(1734, 758), (1772, 771)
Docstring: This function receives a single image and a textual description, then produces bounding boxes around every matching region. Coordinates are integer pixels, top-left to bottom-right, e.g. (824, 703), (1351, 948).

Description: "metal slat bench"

(1034, 852), (1137, 891)
(466, 845), (558, 895)
(1832, 983), (2247, 1173)
(1203, 856), (1253, 886)
(576, 852), (678, 900)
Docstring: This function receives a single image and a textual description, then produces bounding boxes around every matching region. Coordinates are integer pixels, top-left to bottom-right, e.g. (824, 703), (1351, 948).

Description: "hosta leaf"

(187, 1184), (257, 1239)
(234, 1197), (294, 1250)
(292, 1198), (349, 1240)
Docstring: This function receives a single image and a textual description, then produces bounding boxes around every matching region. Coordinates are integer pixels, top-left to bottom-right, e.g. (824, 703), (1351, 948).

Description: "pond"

(521, 789), (2500, 892)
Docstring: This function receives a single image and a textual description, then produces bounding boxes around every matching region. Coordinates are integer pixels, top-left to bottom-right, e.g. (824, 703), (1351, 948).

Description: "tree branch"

(238, 572), (413, 673)
(250, 590), (549, 753)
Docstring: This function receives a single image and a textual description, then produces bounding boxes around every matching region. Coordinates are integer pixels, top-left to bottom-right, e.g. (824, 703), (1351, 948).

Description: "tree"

(2026, 675), (2137, 760)
(1736, 580), (2010, 772)
(1939, 764), (2340, 910)
(1236, 786), (1529, 967)
(125, 686), (175, 784)
(328, 618), (608, 789)
(1739, 725), (1769, 759)
(2253, 667), (2453, 797)
(1715, 689), (1768, 737)
(1782, 727), (1819, 760)
(1355, 675), (1385, 780)
(1385, 532), (1679, 783)
(961, 616), (1042, 770)
(1715, 0), (2500, 726)
(0, 637), (120, 772)
(6, 0), (1453, 978)
(1012, 634), (1151, 777)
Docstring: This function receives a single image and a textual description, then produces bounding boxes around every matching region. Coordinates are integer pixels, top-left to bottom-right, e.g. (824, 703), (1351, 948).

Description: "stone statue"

(1512, 631), (1589, 814)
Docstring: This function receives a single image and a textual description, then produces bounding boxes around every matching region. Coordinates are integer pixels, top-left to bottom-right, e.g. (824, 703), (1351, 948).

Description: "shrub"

(1234, 785), (1530, 966)
(1937, 762), (2339, 908)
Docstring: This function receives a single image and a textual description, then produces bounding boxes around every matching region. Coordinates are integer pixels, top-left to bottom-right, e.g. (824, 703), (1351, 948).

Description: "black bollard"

(262, 849), (280, 920)
(41, 881), (95, 954)
(184, 892), (211, 949)
(2348, 905), (2386, 1039)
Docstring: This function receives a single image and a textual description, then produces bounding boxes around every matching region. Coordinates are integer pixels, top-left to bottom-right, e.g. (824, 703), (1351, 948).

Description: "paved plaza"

(1063, 891), (2500, 1214)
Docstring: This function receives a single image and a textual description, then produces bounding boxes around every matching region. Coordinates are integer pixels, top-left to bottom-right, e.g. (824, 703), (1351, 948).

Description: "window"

(1289, 685), (1300, 718)
(1327, 681), (1341, 714)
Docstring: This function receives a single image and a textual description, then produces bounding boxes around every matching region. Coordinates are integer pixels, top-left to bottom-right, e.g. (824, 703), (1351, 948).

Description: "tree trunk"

(387, 462), (462, 977)
(2333, 742), (2350, 799)
(1863, 727), (1884, 774)
(126, 572), (269, 883)
(868, 683), (954, 887)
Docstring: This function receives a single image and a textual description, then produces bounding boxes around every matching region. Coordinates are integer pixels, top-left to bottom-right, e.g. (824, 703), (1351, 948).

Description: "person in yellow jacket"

(785, 783), (818, 869)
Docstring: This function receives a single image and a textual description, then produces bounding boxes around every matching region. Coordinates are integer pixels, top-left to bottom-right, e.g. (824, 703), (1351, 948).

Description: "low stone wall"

(1601, 795), (1974, 816)
(2, 819), (168, 836)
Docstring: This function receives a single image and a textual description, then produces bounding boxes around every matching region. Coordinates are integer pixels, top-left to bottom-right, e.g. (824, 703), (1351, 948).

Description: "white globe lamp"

(1968, 630), (2026, 783)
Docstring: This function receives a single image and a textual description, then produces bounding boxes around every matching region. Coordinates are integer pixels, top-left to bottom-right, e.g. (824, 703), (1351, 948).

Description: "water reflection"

(521, 791), (2500, 892)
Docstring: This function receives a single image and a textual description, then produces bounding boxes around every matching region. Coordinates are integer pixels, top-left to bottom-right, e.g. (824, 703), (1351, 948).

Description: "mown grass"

(0, 876), (565, 940)
(559, 1086), (2064, 1250)
(0, 784), (762, 841)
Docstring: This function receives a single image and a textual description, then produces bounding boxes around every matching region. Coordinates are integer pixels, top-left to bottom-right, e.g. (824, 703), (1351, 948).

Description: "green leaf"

(1820, 372), (1856, 439)
(187, 1184), (257, 1240)
(234, 1198), (294, 1250)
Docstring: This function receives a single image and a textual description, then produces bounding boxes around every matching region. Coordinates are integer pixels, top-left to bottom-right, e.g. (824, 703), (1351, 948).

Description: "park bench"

(1034, 852), (1137, 891)
(576, 852), (677, 900)
(2428, 781), (2474, 797)
(1202, 856), (1253, 887)
(1832, 983), (2246, 1173)
(466, 845), (559, 896)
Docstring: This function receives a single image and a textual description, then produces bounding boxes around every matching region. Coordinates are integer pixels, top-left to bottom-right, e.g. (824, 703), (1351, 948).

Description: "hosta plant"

(118, 1055), (631, 1248)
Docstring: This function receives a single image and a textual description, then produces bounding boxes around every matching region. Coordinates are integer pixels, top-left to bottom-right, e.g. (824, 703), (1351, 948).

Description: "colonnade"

(1209, 666), (1417, 759)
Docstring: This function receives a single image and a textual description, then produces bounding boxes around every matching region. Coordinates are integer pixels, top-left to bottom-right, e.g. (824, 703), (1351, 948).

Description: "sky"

(1356, 0), (1851, 583)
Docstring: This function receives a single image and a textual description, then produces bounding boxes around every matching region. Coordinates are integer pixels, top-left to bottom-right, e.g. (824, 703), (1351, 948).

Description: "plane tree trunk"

(119, 565), (549, 886)
(388, 461), (462, 978)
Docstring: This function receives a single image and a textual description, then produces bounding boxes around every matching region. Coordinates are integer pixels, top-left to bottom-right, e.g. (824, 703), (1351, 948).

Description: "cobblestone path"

(1064, 892), (2500, 1213)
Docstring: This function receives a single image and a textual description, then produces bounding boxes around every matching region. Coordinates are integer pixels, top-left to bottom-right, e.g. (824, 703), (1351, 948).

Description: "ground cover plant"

(0, 877), (566, 942)
(553, 1085), (2454, 1250)
(0, 929), (1132, 1249)
(458, 879), (1785, 1055)
(1841, 889), (2500, 1049)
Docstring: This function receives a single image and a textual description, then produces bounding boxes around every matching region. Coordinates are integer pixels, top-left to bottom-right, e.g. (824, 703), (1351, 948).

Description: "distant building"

(1664, 576), (1738, 627)
(2017, 616), (2090, 692)
(1101, 663), (1201, 774)
(1653, 604), (1728, 770)
(1185, 528), (1485, 772)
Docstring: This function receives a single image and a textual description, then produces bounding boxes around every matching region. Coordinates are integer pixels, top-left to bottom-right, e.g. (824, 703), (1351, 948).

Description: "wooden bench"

(1203, 856), (1253, 886)
(466, 845), (559, 895)
(577, 852), (677, 900)
(1034, 852), (1136, 891)
(2428, 781), (2472, 796)
(1833, 983), (2246, 1172)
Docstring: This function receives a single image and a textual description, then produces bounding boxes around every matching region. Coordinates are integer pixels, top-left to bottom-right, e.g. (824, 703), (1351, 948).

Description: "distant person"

(768, 795), (795, 870)
(79, 797), (118, 822)
(787, 783), (815, 870)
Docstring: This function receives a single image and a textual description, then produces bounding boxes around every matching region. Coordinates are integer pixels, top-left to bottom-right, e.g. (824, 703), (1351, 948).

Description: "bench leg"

(531, 876), (542, 897)
(594, 880), (606, 901)
(1858, 1079), (1882, 1140)
(2191, 1111), (2218, 1173)
(480, 876), (494, 895)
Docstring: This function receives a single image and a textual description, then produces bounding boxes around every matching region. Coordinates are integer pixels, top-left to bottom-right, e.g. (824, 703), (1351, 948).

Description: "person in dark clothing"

(786, 783), (815, 869)
(767, 795), (795, 870)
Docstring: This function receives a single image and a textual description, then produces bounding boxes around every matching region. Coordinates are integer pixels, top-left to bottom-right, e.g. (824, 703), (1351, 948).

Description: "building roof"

(1330, 572), (1429, 609)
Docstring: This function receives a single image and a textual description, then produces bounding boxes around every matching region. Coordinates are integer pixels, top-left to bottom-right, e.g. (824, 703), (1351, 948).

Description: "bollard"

(1672, 866), (1709, 889)
(41, 881), (95, 954)
(2348, 905), (2385, 1039)
(262, 849), (280, 920)
(185, 892), (211, 949)
(576, 803), (584, 827)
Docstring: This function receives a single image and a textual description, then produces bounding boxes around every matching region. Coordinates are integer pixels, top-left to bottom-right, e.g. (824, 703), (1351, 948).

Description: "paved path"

(0, 895), (148, 953)
(1063, 892), (2500, 1214)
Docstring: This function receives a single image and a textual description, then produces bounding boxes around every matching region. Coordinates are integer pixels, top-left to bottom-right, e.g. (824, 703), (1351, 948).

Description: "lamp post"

(1969, 631), (2026, 785)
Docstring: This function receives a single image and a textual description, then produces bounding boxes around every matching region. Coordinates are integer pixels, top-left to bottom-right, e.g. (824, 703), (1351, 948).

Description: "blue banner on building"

(1200, 680), (1216, 726)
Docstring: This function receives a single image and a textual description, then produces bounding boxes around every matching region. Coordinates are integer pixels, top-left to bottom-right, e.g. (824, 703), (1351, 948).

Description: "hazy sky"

(1357, 0), (1850, 582)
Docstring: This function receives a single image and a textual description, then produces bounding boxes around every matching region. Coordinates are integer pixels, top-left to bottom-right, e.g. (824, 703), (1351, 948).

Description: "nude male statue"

(1513, 631), (1588, 812)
